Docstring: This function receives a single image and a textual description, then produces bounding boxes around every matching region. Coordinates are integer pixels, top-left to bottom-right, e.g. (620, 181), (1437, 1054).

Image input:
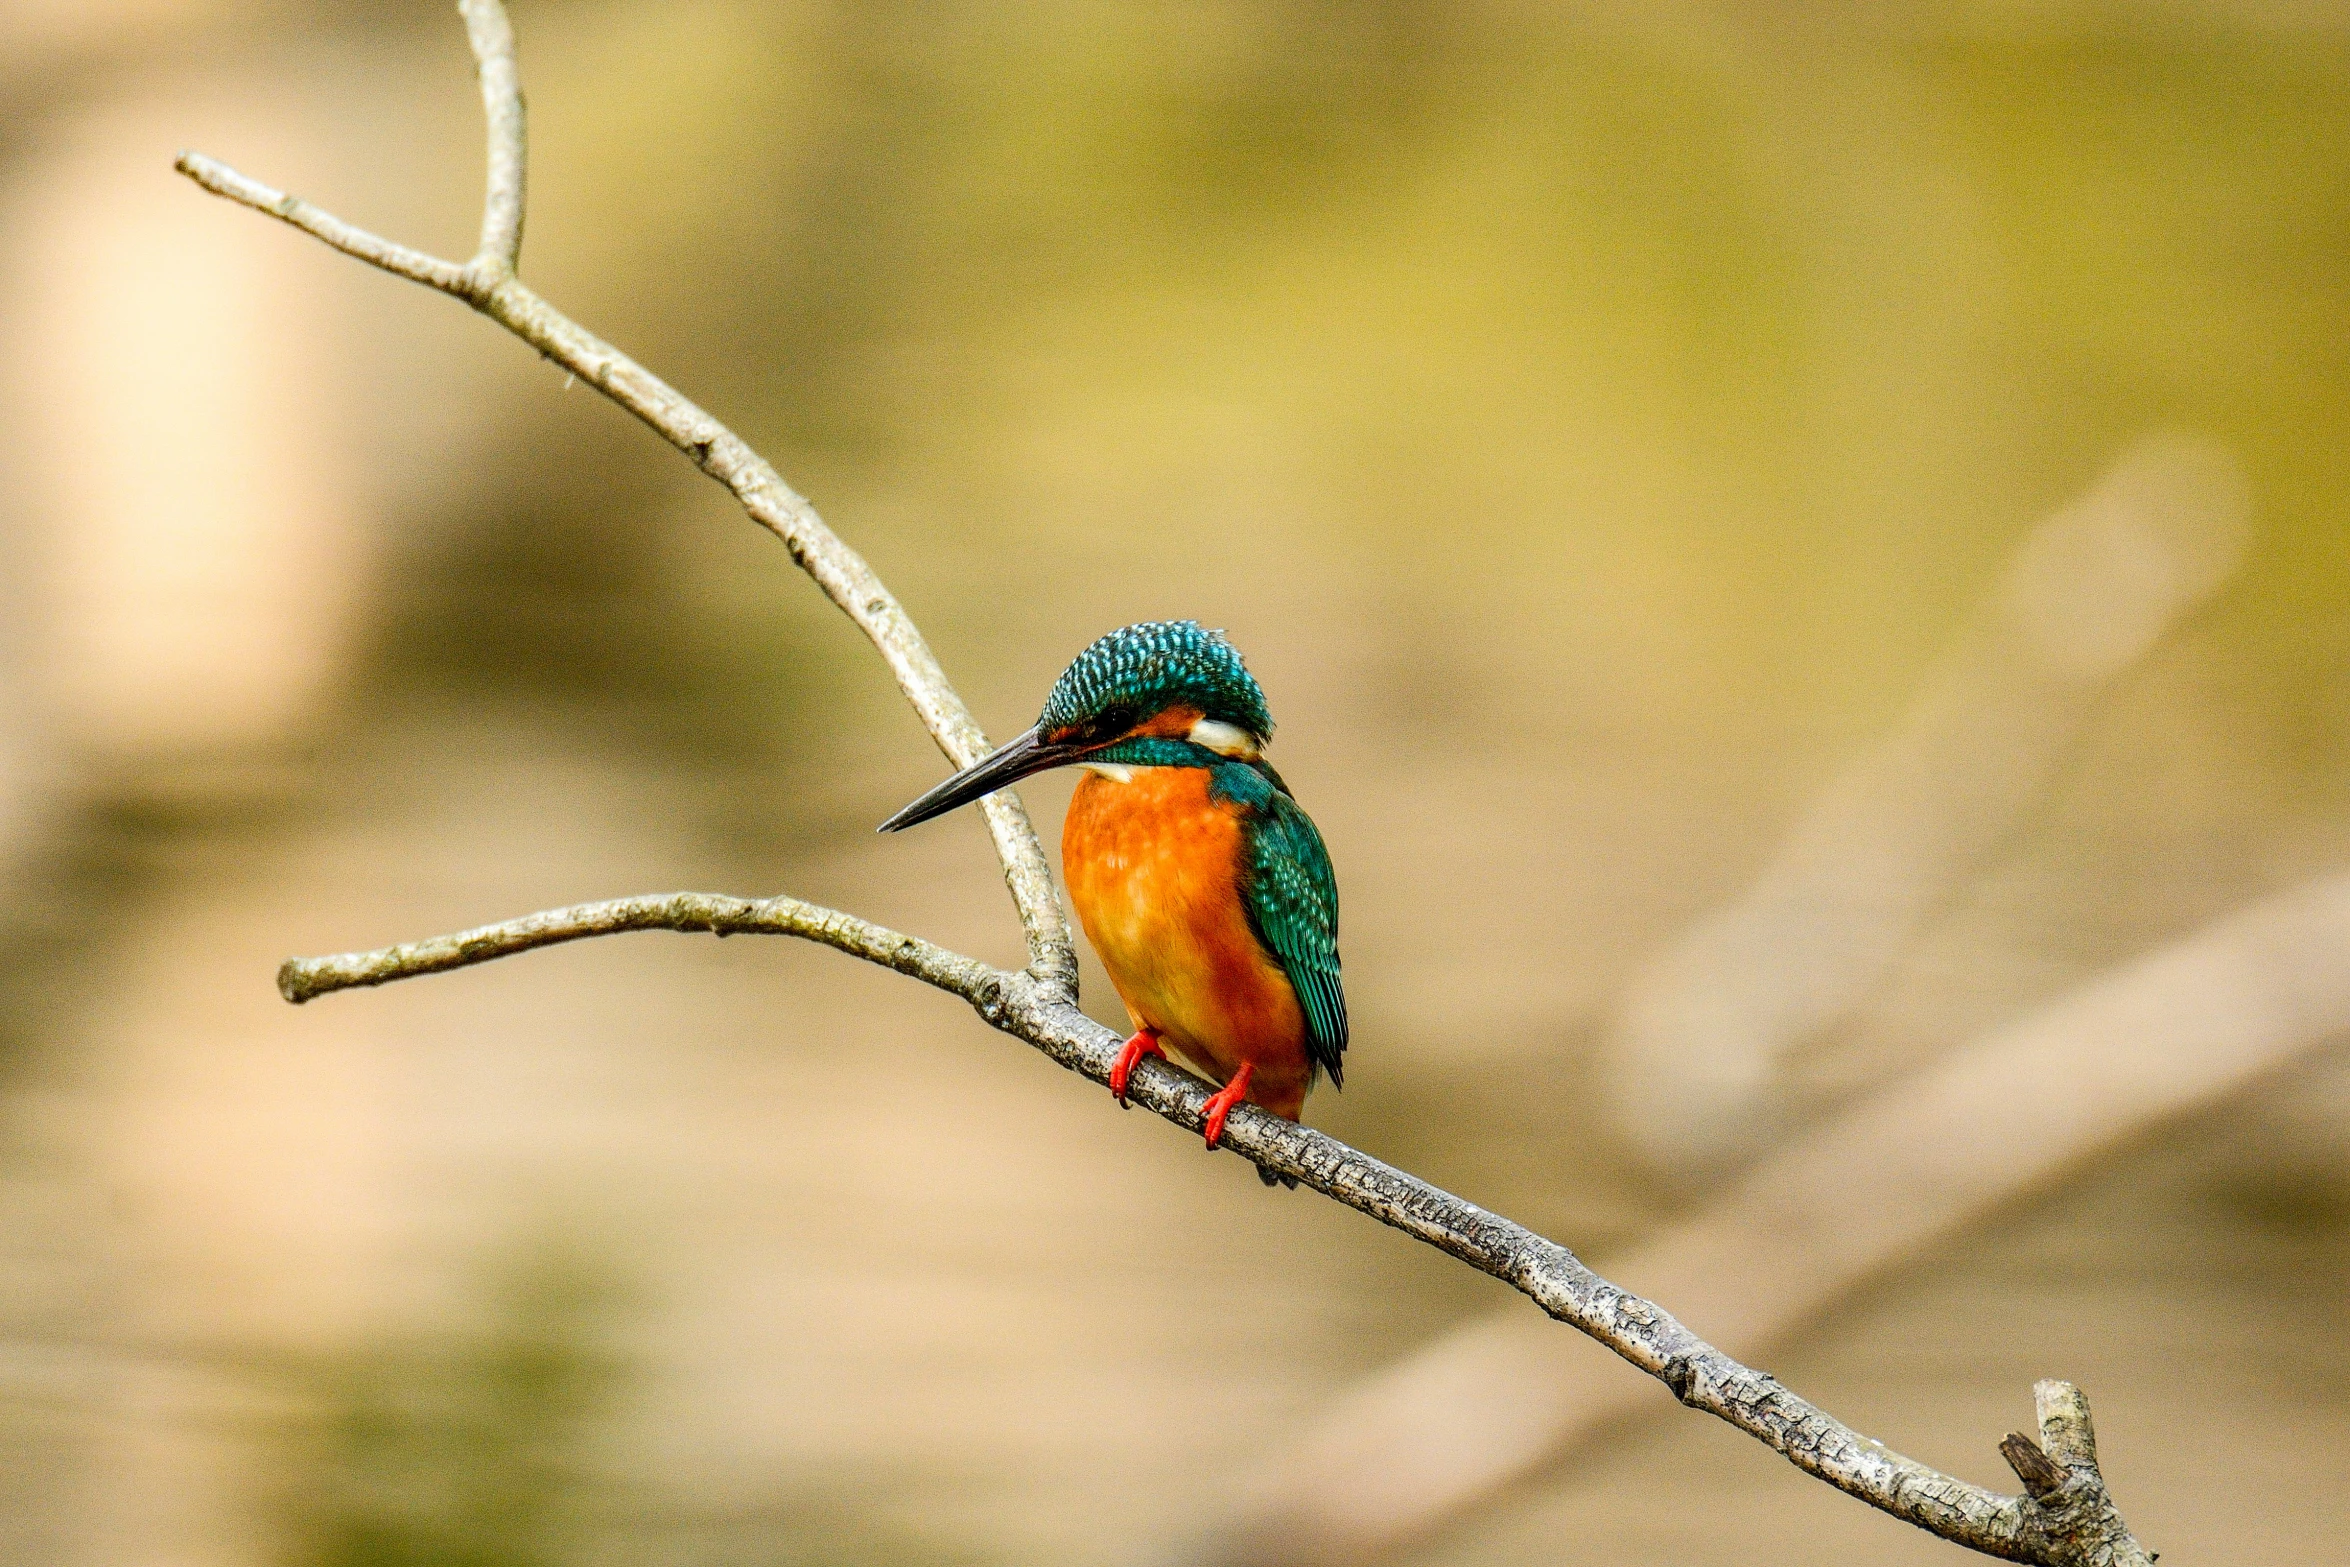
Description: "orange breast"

(1062, 766), (1314, 1120)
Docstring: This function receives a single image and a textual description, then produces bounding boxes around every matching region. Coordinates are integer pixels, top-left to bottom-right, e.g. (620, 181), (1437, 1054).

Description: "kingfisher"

(879, 621), (1344, 1185)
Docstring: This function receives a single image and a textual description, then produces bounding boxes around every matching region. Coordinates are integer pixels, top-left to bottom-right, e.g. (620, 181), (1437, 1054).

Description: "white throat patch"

(1187, 718), (1260, 758)
(1081, 761), (1135, 782)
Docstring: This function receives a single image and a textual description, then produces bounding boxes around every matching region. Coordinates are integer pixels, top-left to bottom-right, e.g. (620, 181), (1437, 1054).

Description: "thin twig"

(181, 7), (2156, 1564)
(174, 44), (1073, 986)
(277, 892), (998, 1006)
(173, 154), (469, 295)
(459, 0), (526, 278)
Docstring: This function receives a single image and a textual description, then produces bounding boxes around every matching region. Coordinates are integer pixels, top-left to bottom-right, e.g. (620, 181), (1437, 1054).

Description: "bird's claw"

(1109, 1028), (1164, 1107)
(1200, 1061), (1255, 1150)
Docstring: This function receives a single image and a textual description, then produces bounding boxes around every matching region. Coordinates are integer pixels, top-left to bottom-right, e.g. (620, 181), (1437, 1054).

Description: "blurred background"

(0, 1), (2345, 1564)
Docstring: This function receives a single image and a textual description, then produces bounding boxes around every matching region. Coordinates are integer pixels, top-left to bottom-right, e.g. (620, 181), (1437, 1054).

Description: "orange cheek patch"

(1128, 705), (1205, 740)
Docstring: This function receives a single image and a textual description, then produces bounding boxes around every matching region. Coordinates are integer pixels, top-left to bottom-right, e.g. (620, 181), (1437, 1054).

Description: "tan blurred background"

(1, 2), (2346, 1564)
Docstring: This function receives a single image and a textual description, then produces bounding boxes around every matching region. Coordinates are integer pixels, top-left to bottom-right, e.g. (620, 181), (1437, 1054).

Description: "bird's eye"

(1090, 704), (1140, 742)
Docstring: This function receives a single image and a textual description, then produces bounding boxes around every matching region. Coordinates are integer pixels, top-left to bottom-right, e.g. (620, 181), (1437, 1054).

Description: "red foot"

(1201, 1062), (1255, 1149)
(1109, 1028), (1164, 1107)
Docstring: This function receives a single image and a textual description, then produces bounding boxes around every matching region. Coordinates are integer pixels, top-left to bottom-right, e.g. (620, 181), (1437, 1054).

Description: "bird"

(879, 621), (1344, 1186)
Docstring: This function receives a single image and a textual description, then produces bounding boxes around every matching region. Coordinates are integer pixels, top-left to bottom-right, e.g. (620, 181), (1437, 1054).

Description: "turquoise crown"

(1038, 621), (1273, 744)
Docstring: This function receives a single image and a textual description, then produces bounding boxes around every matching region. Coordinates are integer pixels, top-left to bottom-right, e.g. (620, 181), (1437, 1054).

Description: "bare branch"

(190, 7), (2162, 1564)
(1032, 990), (2150, 1567)
(459, 0), (525, 278)
(277, 892), (997, 1006)
(173, 18), (1075, 986)
(1995, 1401), (2150, 1567)
(276, 875), (2158, 1565)
(2036, 1379), (2102, 1471)
(172, 153), (471, 296)
(1227, 868), (2350, 1567)
(2014, 1382), (2154, 1567)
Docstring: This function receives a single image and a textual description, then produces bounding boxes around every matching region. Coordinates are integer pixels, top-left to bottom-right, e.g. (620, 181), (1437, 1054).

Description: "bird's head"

(879, 620), (1271, 831)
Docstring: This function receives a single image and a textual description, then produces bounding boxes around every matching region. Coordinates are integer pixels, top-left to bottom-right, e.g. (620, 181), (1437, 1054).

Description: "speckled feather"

(1213, 763), (1346, 1086)
(1040, 621), (1274, 744)
(1045, 621), (1344, 1102)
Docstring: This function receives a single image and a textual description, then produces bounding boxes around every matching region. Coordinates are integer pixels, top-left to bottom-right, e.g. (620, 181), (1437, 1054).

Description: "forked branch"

(181, 7), (2155, 1564)
(182, 0), (1071, 988)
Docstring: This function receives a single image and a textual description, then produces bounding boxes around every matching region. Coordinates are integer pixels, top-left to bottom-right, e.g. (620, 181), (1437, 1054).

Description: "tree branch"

(1224, 796), (2350, 1567)
(173, 19), (1074, 988)
(459, 0), (525, 278)
(2000, 1383), (2155, 1567)
(276, 892), (997, 1007)
(182, 7), (2159, 1564)
(272, 890), (2155, 1567)
(173, 154), (470, 295)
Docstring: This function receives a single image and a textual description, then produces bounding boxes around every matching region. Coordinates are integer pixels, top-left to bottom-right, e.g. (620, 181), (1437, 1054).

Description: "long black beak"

(877, 727), (1094, 832)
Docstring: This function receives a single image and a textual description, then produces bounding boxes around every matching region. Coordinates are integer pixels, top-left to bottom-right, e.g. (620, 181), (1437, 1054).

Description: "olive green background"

(0, 3), (2343, 1564)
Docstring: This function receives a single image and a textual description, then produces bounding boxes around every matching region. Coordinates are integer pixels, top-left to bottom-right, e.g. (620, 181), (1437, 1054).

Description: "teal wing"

(1215, 764), (1347, 1087)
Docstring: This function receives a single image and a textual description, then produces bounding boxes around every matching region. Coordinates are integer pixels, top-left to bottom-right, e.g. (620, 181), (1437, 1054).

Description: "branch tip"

(2000, 1432), (2064, 1498)
(173, 150), (472, 295)
(2033, 1379), (2101, 1470)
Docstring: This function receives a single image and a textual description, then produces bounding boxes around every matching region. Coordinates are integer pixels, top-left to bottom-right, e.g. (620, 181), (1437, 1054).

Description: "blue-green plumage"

(1081, 737), (1347, 1088)
(879, 619), (1346, 1180)
(1062, 625), (1345, 1088)
(1211, 761), (1348, 1088)
(1040, 621), (1274, 746)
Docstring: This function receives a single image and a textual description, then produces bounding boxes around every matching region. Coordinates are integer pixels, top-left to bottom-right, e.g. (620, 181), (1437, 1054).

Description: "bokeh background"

(1, 2), (2346, 1564)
